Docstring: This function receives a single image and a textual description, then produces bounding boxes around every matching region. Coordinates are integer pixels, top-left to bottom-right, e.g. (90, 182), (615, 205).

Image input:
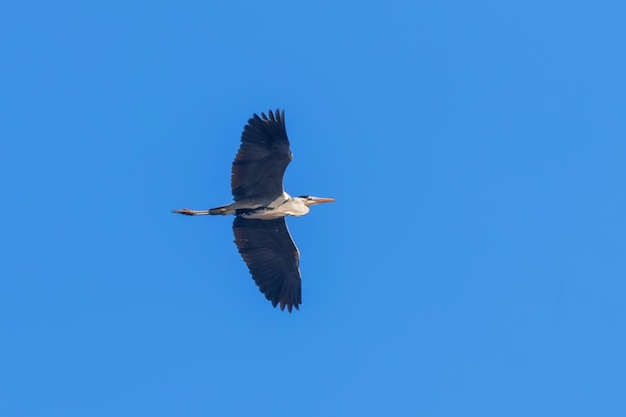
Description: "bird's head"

(298, 196), (336, 207)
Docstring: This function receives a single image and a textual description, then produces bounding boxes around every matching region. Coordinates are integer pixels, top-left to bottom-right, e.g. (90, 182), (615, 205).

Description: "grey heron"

(172, 109), (334, 312)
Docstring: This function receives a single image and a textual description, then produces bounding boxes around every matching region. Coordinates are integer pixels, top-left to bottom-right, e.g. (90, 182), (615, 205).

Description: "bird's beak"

(311, 197), (335, 205)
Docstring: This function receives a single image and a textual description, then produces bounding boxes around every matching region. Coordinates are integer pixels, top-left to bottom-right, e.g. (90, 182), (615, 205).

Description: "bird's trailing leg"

(172, 203), (240, 216)
(171, 208), (211, 216)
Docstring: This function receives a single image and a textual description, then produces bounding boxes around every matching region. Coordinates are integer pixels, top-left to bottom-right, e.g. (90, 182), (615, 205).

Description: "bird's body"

(204, 192), (317, 219)
(173, 110), (334, 312)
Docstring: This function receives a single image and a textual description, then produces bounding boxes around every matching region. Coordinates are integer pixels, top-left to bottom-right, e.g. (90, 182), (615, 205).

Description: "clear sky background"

(1, 1), (625, 416)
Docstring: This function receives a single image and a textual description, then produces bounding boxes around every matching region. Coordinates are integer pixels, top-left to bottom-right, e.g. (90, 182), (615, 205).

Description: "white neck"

(284, 196), (310, 216)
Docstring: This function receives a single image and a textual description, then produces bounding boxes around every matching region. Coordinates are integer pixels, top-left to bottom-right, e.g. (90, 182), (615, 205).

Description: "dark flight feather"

(232, 216), (301, 312)
(231, 109), (292, 202)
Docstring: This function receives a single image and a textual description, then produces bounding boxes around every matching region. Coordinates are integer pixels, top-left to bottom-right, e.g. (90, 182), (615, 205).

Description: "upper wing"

(231, 109), (292, 202)
(232, 217), (301, 312)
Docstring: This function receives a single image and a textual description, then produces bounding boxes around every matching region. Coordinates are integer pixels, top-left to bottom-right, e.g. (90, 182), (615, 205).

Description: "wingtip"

(255, 109), (285, 125)
(278, 301), (300, 313)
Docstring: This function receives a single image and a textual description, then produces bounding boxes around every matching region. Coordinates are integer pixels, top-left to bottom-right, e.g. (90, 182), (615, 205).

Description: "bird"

(172, 109), (334, 312)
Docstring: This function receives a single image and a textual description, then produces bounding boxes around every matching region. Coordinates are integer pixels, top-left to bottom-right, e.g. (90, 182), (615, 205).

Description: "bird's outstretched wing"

(233, 217), (301, 312)
(231, 109), (292, 202)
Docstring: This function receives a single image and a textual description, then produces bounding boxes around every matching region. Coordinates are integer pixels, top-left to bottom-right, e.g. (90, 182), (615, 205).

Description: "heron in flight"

(172, 109), (334, 312)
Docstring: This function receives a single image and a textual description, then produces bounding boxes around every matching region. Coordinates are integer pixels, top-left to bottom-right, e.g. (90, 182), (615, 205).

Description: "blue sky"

(1, 1), (625, 416)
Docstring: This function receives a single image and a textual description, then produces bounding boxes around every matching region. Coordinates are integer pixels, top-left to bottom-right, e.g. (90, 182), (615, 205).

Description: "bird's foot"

(172, 208), (196, 215)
